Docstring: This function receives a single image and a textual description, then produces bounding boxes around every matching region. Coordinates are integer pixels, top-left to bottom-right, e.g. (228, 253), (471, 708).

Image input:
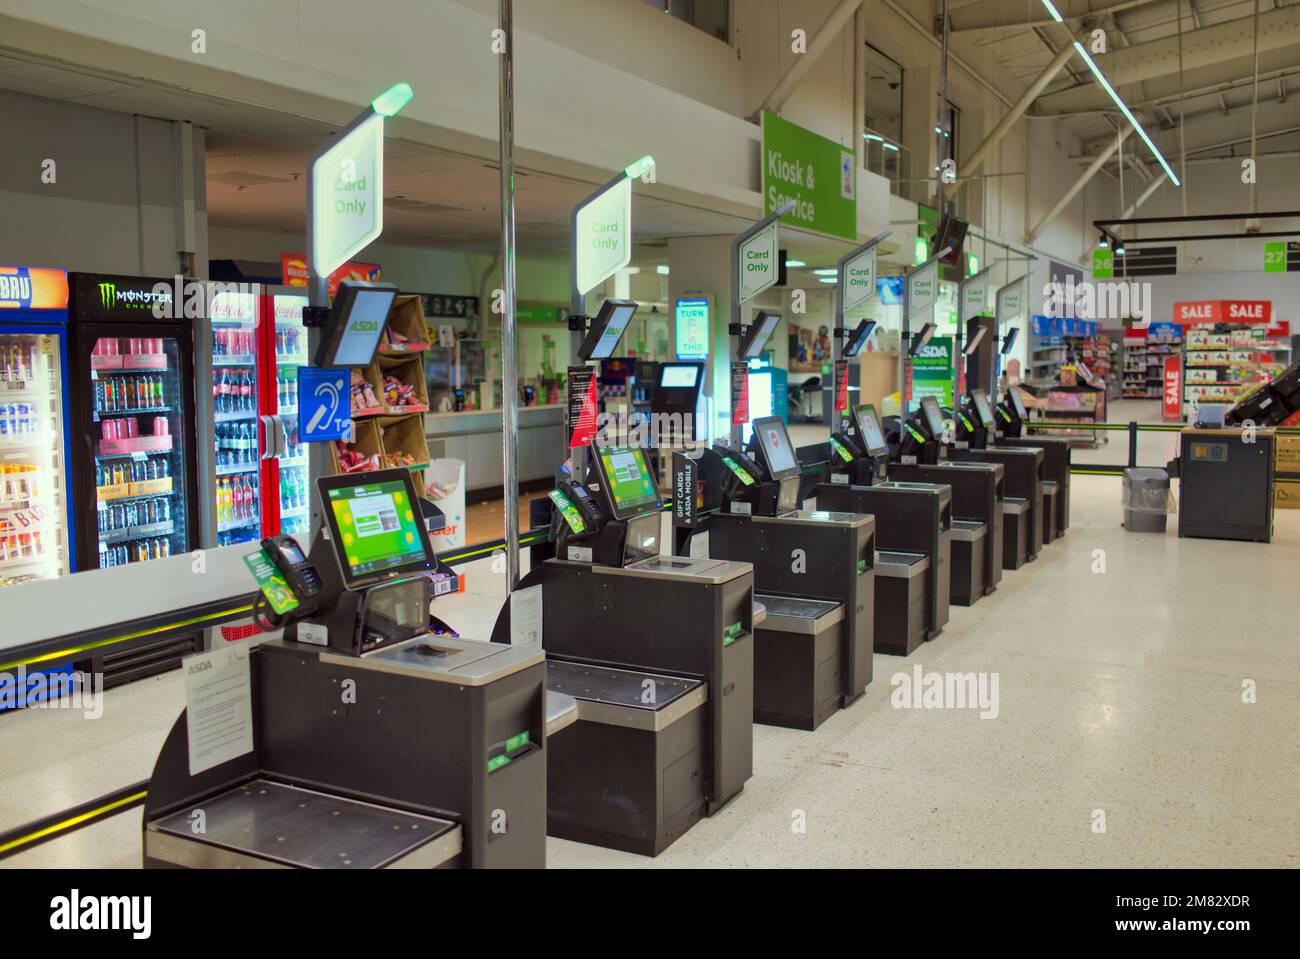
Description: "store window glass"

(642, 0), (729, 43)
(863, 44), (905, 190)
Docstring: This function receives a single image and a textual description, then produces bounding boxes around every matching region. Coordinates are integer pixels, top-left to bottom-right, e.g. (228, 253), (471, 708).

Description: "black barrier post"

(1128, 421), (1138, 468)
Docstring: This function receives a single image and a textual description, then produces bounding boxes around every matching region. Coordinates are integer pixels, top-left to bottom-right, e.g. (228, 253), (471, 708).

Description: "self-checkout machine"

(144, 406), (545, 870)
(815, 248), (951, 654)
(942, 276), (1045, 567)
(956, 310), (1070, 544)
(875, 268), (1002, 607)
(679, 209), (877, 730)
(488, 158), (758, 857)
(144, 86), (546, 869)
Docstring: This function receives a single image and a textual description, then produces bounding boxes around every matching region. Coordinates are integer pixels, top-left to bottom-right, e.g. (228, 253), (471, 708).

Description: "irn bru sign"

(0, 267), (69, 310)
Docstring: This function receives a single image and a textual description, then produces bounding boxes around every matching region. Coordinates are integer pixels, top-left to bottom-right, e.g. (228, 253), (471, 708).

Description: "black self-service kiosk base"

(513, 443), (756, 857)
(699, 417), (877, 731)
(709, 509), (876, 730)
(144, 470), (547, 869)
(816, 481), (950, 656)
(888, 461), (1003, 605)
(945, 447), (1043, 569)
(966, 387), (1068, 547)
(537, 557), (754, 855)
(821, 403), (951, 654)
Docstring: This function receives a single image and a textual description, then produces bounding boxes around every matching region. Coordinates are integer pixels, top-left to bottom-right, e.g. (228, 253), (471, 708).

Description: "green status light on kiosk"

(371, 82), (414, 117)
(829, 436), (854, 462)
(721, 455), (755, 485)
(624, 155), (655, 180)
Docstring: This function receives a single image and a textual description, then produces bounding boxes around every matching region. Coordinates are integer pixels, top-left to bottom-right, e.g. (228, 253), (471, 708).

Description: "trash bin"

(1122, 467), (1174, 532)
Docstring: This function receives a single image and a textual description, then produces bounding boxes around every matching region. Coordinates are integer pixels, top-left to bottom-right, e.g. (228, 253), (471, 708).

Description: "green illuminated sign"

(310, 112), (385, 278)
(1092, 248), (1114, 280)
(738, 224), (778, 303)
(761, 112), (856, 241)
(1264, 241), (1286, 273)
(842, 245), (877, 312)
(674, 297), (711, 359)
(575, 177), (631, 295)
(829, 436), (855, 462)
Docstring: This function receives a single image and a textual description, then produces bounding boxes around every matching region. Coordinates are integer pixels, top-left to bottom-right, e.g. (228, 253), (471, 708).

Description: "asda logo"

(348, 319), (381, 333)
(915, 343), (949, 360)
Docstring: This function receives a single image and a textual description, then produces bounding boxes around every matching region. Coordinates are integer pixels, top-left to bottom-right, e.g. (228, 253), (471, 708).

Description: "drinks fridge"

(267, 291), (311, 538)
(0, 266), (76, 587)
(203, 288), (310, 550)
(209, 289), (264, 547)
(67, 273), (200, 577)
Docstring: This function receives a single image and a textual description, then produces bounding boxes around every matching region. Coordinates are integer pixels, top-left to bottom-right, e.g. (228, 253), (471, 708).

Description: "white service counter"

(424, 404), (564, 492)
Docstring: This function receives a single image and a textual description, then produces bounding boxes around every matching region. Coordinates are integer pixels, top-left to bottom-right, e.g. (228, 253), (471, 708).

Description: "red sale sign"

(1162, 355), (1182, 422)
(1174, 300), (1272, 325)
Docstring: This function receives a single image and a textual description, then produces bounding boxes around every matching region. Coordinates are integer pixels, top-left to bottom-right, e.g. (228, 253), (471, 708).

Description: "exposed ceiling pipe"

(961, 41), (1076, 179)
(1027, 126), (1133, 244)
(753, 0), (864, 116)
(949, 0), (1156, 32)
(1035, 6), (1300, 112)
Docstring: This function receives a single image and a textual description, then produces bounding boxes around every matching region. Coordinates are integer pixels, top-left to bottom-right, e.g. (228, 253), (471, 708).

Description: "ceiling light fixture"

(786, 259), (807, 268)
(1035, 1), (1178, 185)
(812, 268), (837, 276)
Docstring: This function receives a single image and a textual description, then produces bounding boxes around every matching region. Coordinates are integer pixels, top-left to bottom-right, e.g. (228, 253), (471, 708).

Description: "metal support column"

(498, 0), (520, 591)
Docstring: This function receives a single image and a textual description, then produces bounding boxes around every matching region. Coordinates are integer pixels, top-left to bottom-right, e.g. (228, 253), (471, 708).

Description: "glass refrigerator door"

(91, 335), (191, 566)
(273, 293), (309, 536)
(210, 294), (261, 546)
(0, 331), (71, 585)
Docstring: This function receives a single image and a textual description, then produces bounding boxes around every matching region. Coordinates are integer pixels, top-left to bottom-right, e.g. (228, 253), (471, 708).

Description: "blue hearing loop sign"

(298, 367), (352, 442)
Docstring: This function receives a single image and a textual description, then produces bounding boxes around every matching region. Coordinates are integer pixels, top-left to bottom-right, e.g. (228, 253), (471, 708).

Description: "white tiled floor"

(4, 475), (1298, 868)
